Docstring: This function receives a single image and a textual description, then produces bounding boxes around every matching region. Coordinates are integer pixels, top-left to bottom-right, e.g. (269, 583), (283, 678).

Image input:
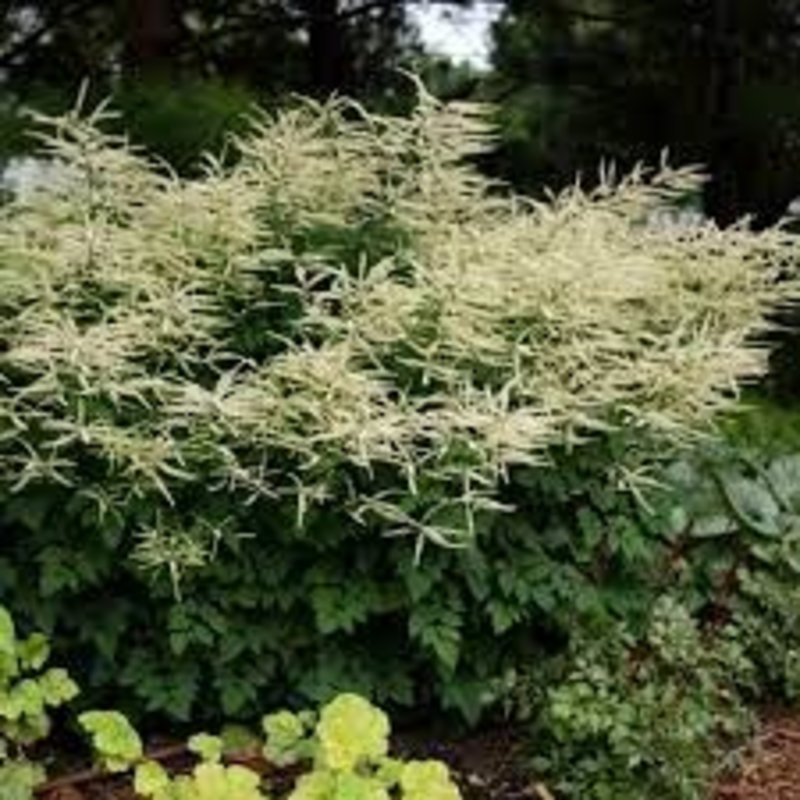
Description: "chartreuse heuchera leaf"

(316, 694), (390, 771)
(168, 763), (264, 800)
(400, 761), (462, 800)
(0, 606), (466, 800)
(16, 635), (49, 672)
(188, 733), (224, 764)
(289, 771), (389, 800)
(79, 710), (144, 772)
(262, 710), (314, 766)
(0, 760), (46, 800)
(0, 605), (80, 799)
(277, 694), (461, 800)
(134, 760), (171, 796)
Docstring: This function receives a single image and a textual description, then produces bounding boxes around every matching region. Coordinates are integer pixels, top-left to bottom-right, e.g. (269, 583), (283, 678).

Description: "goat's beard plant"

(0, 83), (796, 721)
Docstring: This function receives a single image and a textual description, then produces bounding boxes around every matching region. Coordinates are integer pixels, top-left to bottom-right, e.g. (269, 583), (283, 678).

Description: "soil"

(35, 712), (800, 800)
(714, 712), (800, 800)
(396, 724), (547, 799)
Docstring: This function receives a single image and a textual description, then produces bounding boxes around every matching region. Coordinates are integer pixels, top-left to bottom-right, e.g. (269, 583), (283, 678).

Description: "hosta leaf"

(766, 455), (800, 510)
(720, 476), (782, 537)
(690, 514), (736, 539)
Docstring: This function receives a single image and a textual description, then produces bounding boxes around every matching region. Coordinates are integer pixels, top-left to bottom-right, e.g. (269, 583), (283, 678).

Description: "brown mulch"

(396, 724), (550, 800)
(714, 712), (800, 800)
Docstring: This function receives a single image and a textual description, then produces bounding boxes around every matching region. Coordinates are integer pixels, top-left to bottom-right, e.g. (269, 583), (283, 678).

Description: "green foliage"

(79, 693), (459, 800)
(521, 429), (800, 799)
(662, 442), (800, 703)
(489, 0), (800, 226)
(0, 761), (46, 800)
(188, 733), (224, 764)
(262, 711), (315, 767)
(0, 79), (257, 177)
(719, 395), (800, 455)
(267, 694), (461, 800)
(0, 83), (793, 726)
(0, 605), (78, 800)
(399, 761), (461, 800)
(110, 78), (258, 174)
(79, 710), (144, 772)
(79, 702), (267, 800)
(315, 694), (389, 771)
(536, 597), (752, 800)
(144, 763), (265, 800)
(134, 761), (172, 796)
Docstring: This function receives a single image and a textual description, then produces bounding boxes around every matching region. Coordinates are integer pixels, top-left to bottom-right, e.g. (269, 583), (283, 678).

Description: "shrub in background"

(110, 78), (259, 173)
(0, 79), (259, 180)
(0, 84), (795, 725)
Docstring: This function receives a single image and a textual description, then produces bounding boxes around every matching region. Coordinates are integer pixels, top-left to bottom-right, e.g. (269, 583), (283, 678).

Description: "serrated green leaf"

(0, 760), (46, 800)
(134, 760), (170, 796)
(263, 710), (309, 767)
(0, 607), (15, 657)
(16, 634), (49, 671)
(79, 710), (143, 772)
(400, 761), (461, 800)
(38, 668), (79, 706)
(317, 694), (389, 771)
(188, 733), (223, 764)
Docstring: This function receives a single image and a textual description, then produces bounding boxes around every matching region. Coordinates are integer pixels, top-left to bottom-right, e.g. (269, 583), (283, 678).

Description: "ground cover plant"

(0, 604), (78, 799)
(0, 83), (799, 798)
(0, 602), (460, 800)
(78, 692), (462, 800)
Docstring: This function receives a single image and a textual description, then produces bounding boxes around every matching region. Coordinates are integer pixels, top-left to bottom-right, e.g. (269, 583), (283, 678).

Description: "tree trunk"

(703, 0), (745, 225)
(126, 0), (180, 74)
(306, 0), (347, 95)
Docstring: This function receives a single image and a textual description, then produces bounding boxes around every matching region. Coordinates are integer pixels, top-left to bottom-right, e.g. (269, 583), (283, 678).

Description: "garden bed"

(35, 710), (800, 800)
(36, 725), (540, 800)
(714, 711), (800, 800)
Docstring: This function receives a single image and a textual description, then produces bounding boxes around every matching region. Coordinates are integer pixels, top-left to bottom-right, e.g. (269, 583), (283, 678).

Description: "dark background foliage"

(4, 1), (800, 225)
